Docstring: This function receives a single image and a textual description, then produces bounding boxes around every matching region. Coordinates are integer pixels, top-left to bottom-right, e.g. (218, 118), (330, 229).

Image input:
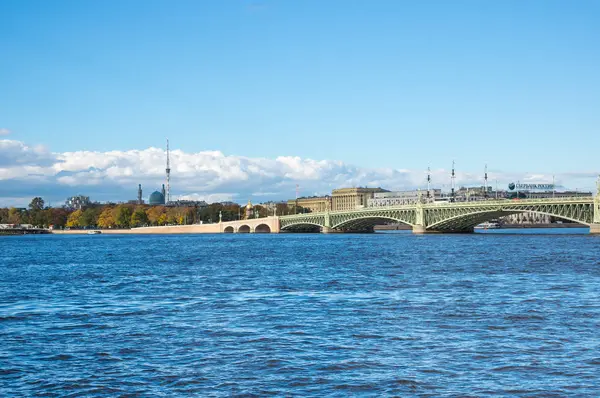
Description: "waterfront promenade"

(52, 216), (281, 235)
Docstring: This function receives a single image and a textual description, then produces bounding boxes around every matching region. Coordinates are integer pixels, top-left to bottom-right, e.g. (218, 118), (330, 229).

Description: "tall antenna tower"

(166, 138), (171, 203)
(451, 160), (456, 202)
(484, 164), (488, 198)
(427, 166), (431, 198)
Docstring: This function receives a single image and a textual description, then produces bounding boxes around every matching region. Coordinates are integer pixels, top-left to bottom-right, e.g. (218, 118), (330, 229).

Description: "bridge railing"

(424, 196), (593, 208)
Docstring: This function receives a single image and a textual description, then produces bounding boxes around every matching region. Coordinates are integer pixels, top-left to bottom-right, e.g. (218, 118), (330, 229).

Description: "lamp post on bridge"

(495, 180), (498, 200)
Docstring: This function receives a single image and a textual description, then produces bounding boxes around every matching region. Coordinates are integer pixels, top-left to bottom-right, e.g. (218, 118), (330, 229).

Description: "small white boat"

(475, 222), (499, 230)
(87, 230), (102, 234)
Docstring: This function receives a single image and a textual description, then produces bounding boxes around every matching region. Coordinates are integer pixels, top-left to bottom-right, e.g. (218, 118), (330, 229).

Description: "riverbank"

(0, 229), (50, 235)
(52, 229), (137, 235)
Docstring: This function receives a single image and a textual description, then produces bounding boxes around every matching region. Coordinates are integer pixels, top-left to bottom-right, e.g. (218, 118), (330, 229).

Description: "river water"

(1, 233), (600, 396)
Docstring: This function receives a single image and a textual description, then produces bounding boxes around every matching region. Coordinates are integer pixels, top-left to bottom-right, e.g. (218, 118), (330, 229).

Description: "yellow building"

(287, 196), (332, 213)
(331, 187), (388, 211)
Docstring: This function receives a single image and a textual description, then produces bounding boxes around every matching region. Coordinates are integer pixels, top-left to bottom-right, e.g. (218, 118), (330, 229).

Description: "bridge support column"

(412, 225), (427, 234)
(322, 211), (332, 234)
(593, 179), (599, 233)
(413, 202), (427, 234)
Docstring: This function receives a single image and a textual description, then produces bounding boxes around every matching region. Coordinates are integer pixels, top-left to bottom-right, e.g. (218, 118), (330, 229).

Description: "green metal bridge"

(279, 196), (600, 234)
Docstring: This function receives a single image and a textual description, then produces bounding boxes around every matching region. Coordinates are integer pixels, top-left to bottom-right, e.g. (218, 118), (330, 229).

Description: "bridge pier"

(412, 225), (427, 234)
(590, 224), (600, 234)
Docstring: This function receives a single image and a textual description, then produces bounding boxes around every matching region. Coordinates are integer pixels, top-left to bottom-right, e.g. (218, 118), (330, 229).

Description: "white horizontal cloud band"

(0, 139), (596, 207)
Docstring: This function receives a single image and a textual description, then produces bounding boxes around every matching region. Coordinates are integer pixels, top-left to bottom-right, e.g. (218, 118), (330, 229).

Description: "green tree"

(28, 210), (46, 227)
(0, 208), (8, 223)
(26, 197), (46, 227)
(253, 205), (270, 218)
(28, 197), (45, 211)
(80, 208), (99, 227)
(221, 203), (241, 221)
(115, 206), (132, 228)
(130, 208), (149, 227)
(48, 208), (69, 228)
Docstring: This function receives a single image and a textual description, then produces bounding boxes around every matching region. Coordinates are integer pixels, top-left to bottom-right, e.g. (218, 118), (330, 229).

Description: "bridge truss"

(279, 197), (597, 233)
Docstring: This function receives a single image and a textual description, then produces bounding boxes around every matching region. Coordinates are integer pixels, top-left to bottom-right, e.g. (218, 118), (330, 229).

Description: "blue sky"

(0, 1), (599, 205)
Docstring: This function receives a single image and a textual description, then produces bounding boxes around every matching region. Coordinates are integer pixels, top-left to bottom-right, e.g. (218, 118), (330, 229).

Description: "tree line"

(0, 198), (309, 229)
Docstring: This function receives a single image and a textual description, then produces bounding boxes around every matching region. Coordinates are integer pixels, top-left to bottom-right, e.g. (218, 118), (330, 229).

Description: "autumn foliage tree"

(48, 208), (69, 228)
(146, 206), (166, 226)
(97, 207), (116, 229)
(66, 209), (83, 228)
(1, 197), (264, 230)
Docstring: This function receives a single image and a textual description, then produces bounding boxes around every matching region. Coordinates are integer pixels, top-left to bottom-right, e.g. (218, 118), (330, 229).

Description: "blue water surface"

(1, 233), (600, 396)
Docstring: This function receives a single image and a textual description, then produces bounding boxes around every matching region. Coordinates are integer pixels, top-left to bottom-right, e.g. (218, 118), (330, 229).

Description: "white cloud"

(0, 128), (10, 136)
(0, 138), (597, 207)
(177, 193), (237, 203)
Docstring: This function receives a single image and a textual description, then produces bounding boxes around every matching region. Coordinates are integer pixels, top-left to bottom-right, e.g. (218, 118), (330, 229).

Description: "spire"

(427, 166), (431, 198)
(166, 138), (171, 204)
(484, 164), (488, 198)
(138, 184), (142, 204)
(451, 160), (456, 202)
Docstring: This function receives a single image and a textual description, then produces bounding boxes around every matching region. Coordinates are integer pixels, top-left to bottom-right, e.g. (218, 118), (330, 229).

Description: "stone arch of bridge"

(333, 216), (413, 231)
(254, 224), (271, 233)
(426, 209), (589, 231)
(237, 225), (251, 233)
(223, 226), (234, 233)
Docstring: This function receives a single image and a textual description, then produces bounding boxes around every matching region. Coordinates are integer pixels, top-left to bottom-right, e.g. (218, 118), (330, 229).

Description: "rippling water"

(1, 233), (600, 396)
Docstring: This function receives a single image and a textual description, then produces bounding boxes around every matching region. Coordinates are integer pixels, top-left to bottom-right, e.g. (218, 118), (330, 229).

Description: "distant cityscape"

(1, 139), (595, 231)
(63, 139), (592, 211)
